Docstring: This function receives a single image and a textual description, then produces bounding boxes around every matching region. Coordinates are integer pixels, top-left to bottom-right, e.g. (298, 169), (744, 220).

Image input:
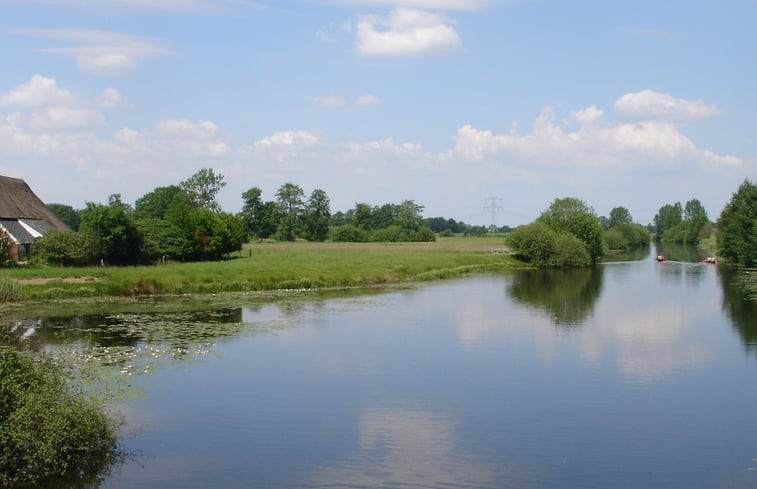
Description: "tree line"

(33, 168), (441, 266)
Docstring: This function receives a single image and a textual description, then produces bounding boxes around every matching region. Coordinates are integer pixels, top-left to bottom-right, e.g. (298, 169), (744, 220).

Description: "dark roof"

(0, 219), (35, 244)
(0, 175), (68, 229)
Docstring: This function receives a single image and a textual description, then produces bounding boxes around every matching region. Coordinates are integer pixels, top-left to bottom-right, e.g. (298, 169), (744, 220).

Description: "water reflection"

(718, 267), (757, 352)
(654, 242), (709, 263)
(306, 404), (516, 489)
(507, 267), (604, 325)
(601, 244), (651, 263)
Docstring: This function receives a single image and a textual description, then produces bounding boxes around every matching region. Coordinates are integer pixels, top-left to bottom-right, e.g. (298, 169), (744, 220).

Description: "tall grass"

(0, 278), (22, 302)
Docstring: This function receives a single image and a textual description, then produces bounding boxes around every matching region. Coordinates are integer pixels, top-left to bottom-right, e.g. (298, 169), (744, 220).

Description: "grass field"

(0, 236), (519, 302)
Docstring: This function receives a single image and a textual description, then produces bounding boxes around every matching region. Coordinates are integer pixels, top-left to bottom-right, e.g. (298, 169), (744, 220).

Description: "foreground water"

(7, 248), (757, 488)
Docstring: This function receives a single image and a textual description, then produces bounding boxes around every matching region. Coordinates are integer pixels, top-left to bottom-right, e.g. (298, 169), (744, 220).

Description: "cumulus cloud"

(356, 94), (382, 105)
(355, 7), (461, 56)
(312, 94), (348, 108)
(334, 0), (498, 10)
(0, 74), (74, 107)
(11, 0), (269, 12)
(613, 89), (721, 122)
(22, 29), (171, 75)
(98, 87), (123, 109)
(447, 104), (741, 168)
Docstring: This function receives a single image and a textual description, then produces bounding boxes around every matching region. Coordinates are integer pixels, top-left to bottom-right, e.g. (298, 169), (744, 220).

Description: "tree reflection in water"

(718, 266), (757, 352)
(507, 266), (604, 326)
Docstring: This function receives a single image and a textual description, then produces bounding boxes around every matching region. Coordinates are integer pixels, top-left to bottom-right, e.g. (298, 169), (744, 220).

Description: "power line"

(484, 196), (503, 229)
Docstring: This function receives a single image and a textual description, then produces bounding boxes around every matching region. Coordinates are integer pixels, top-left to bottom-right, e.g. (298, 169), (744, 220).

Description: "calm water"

(7, 250), (757, 488)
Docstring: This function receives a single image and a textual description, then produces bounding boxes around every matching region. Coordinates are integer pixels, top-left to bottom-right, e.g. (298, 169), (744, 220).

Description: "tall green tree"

(395, 200), (424, 231)
(180, 168), (226, 211)
(46, 203), (80, 231)
(717, 179), (757, 266)
(134, 185), (189, 220)
(353, 203), (373, 230)
(539, 197), (604, 263)
(684, 199), (707, 220)
(304, 189), (331, 242)
(275, 182), (305, 241)
(607, 207), (632, 228)
(79, 194), (143, 265)
(240, 187), (265, 239)
(654, 202), (682, 239)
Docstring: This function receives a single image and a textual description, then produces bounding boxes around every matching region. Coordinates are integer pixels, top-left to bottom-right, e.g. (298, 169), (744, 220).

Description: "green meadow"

(1, 236), (519, 303)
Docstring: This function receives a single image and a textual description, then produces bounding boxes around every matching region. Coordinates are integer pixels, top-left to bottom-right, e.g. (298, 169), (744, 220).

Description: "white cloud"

(334, 0), (499, 11)
(23, 29), (171, 75)
(155, 119), (221, 139)
(312, 94), (348, 108)
(252, 130), (319, 150)
(98, 88), (123, 109)
(356, 94), (382, 105)
(11, 0), (269, 12)
(0, 74), (74, 107)
(613, 89), (721, 122)
(355, 7), (461, 56)
(27, 106), (105, 130)
(448, 104), (741, 168)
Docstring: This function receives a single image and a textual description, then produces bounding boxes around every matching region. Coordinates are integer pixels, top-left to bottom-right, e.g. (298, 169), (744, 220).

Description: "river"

(6, 247), (757, 488)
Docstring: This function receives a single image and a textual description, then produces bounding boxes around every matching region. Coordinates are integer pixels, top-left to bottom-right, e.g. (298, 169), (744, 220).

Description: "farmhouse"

(0, 175), (68, 261)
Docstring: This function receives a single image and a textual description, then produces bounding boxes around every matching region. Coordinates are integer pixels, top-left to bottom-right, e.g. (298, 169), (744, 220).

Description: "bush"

(0, 349), (117, 486)
(604, 228), (629, 251)
(604, 224), (650, 250)
(370, 225), (436, 242)
(329, 224), (370, 242)
(35, 230), (104, 266)
(506, 222), (592, 268)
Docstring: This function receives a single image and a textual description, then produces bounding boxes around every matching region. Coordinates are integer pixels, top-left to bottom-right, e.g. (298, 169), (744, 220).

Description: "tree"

(79, 195), (143, 265)
(607, 207), (632, 228)
(395, 200), (424, 231)
(240, 187), (266, 239)
(540, 197), (595, 230)
(684, 199), (708, 221)
(538, 197), (604, 263)
(717, 179), (757, 266)
(46, 203), (80, 231)
(134, 186), (189, 220)
(373, 203), (397, 229)
(136, 218), (193, 261)
(304, 189), (331, 242)
(353, 203), (373, 230)
(654, 202), (682, 239)
(180, 168), (226, 211)
(275, 183), (305, 241)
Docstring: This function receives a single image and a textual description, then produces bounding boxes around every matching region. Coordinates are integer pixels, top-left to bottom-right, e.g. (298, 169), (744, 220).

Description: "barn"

(0, 175), (69, 261)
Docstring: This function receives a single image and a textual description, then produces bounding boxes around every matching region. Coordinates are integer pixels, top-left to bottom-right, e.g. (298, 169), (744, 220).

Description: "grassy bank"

(1, 236), (518, 302)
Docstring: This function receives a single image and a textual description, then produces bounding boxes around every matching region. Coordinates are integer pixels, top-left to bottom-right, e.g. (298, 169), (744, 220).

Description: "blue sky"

(1, 0), (754, 226)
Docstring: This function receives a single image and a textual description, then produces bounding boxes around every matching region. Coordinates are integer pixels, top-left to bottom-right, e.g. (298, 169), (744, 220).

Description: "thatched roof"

(0, 175), (68, 229)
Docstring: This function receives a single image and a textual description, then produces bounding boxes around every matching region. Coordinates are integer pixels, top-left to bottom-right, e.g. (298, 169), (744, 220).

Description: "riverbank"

(0, 236), (519, 304)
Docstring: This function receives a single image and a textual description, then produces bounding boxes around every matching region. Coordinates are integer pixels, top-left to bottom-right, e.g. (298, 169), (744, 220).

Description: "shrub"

(0, 349), (117, 486)
(506, 221), (592, 268)
(604, 228), (629, 251)
(329, 224), (370, 242)
(35, 230), (103, 266)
